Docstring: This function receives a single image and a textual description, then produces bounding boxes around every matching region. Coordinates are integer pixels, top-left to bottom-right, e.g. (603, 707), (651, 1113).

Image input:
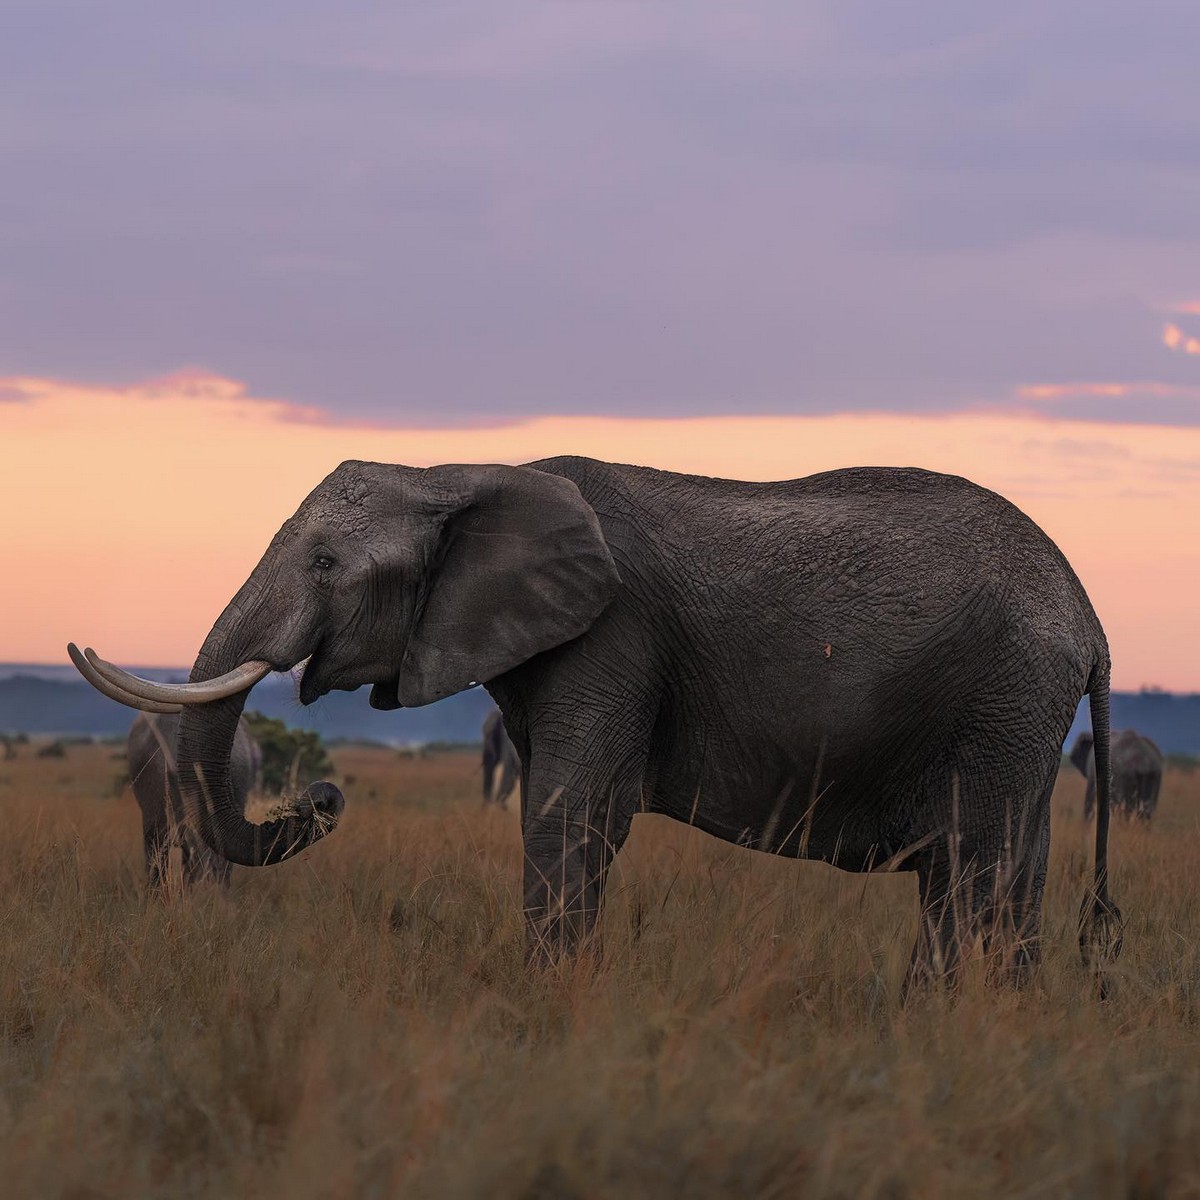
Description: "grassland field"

(2, 738), (1200, 1199)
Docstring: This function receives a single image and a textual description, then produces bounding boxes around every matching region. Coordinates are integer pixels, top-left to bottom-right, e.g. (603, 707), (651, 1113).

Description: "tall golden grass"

(2, 739), (1199, 1198)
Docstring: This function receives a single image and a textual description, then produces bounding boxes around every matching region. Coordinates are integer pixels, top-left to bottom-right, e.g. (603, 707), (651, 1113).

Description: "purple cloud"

(2, 1), (1199, 425)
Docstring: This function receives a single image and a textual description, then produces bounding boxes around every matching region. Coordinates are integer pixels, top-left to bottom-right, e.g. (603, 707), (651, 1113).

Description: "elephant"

(482, 707), (521, 809)
(127, 711), (261, 887)
(1069, 729), (1163, 822)
(71, 456), (1122, 984)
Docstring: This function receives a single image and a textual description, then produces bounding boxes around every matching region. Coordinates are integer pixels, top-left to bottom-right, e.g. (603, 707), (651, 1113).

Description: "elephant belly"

(683, 797), (903, 872)
(645, 733), (912, 873)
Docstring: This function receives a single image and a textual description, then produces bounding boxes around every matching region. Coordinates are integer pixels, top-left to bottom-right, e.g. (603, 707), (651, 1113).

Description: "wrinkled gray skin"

(1070, 730), (1163, 822)
(167, 457), (1120, 983)
(128, 712), (260, 887)
(482, 708), (521, 809)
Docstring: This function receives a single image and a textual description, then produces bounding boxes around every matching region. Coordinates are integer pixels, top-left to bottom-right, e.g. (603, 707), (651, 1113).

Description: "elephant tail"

(1078, 662), (1124, 972)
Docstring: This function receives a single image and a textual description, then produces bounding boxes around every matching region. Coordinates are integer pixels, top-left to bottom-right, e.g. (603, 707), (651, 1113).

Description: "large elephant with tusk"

(71, 456), (1122, 984)
(69, 646), (344, 862)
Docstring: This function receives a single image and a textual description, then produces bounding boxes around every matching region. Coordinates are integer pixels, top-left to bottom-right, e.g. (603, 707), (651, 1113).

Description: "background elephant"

(77, 456), (1121, 982)
(127, 712), (260, 887)
(482, 708), (521, 809)
(1069, 729), (1163, 822)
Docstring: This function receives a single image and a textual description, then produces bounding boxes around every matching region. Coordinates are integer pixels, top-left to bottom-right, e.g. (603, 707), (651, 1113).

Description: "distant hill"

(1, 666), (1196, 754)
(0, 667), (495, 746)
(1066, 690), (1200, 757)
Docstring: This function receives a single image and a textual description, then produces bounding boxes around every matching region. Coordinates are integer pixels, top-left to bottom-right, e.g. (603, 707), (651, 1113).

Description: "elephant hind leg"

(985, 808), (1051, 986)
(983, 765), (1055, 984)
(904, 798), (1052, 995)
(905, 859), (1023, 997)
(904, 853), (988, 996)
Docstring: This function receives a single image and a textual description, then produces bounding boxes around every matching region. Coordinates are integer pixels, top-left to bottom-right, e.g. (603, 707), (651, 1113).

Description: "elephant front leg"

(521, 777), (633, 965)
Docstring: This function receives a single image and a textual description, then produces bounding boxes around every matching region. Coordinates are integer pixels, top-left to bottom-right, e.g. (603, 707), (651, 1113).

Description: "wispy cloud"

(0, 369), (330, 423)
(1016, 381), (1200, 401)
(1163, 323), (1200, 355)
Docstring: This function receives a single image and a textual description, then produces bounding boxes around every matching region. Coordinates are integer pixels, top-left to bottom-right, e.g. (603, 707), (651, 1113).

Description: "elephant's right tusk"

(67, 643), (184, 713)
(80, 646), (272, 704)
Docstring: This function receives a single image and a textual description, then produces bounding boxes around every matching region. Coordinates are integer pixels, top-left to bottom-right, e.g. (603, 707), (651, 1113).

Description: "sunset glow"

(3, 372), (1198, 690)
(1163, 323), (1200, 355)
(1015, 381), (1200, 402)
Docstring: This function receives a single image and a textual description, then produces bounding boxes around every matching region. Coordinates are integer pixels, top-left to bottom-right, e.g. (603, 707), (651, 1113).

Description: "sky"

(1, 2), (1198, 688)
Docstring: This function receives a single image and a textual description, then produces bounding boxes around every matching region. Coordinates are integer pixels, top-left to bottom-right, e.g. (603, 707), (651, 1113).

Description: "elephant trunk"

(176, 605), (344, 868)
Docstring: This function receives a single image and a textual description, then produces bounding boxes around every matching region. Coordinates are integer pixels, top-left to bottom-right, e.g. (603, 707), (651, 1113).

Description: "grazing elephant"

(72, 457), (1121, 983)
(127, 712), (260, 887)
(482, 708), (521, 809)
(1069, 730), (1164, 822)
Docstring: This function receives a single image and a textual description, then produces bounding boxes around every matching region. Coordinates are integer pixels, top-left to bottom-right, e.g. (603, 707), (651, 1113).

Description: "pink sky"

(2, 371), (1197, 690)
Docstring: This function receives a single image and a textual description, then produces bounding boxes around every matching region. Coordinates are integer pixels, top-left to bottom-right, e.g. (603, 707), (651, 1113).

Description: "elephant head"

(1068, 731), (1094, 776)
(74, 460), (621, 866)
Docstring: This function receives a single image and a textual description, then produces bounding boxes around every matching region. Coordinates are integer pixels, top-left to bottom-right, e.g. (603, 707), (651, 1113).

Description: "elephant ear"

(391, 464), (621, 707)
(1069, 732), (1094, 776)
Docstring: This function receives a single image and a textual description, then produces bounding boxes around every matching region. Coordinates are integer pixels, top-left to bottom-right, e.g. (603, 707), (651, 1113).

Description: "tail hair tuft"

(1078, 884), (1124, 968)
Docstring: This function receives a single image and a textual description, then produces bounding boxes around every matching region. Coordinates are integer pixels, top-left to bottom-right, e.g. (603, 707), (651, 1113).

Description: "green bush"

(242, 711), (335, 795)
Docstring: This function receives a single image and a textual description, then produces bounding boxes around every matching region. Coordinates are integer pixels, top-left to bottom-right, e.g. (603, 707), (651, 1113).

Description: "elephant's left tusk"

(82, 646), (272, 704)
(67, 643), (184, 713)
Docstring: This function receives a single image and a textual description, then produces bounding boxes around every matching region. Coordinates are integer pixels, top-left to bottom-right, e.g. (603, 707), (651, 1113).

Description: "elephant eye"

(312, 555), (336, 572)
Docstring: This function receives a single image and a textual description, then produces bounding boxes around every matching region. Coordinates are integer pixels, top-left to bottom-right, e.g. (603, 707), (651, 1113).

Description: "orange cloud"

(2, 371), (1199, 691)
(1015, 381), (1200, 401)
(1164, 322), (1200, 355)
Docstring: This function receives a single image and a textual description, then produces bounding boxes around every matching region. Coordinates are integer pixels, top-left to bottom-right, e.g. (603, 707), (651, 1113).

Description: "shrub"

(242, 711), (335, 795)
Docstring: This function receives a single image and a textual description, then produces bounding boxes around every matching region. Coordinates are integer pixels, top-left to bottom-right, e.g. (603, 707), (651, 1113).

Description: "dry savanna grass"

(2, 738), (1200, 1198)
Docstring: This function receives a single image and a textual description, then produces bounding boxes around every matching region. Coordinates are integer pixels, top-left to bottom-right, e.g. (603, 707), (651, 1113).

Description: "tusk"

(82, 646), (272, 704)
(67, 643), (184, 713)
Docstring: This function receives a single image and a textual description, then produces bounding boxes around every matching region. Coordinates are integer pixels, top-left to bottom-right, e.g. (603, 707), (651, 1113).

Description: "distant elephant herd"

(73, 455), (1140, 986)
